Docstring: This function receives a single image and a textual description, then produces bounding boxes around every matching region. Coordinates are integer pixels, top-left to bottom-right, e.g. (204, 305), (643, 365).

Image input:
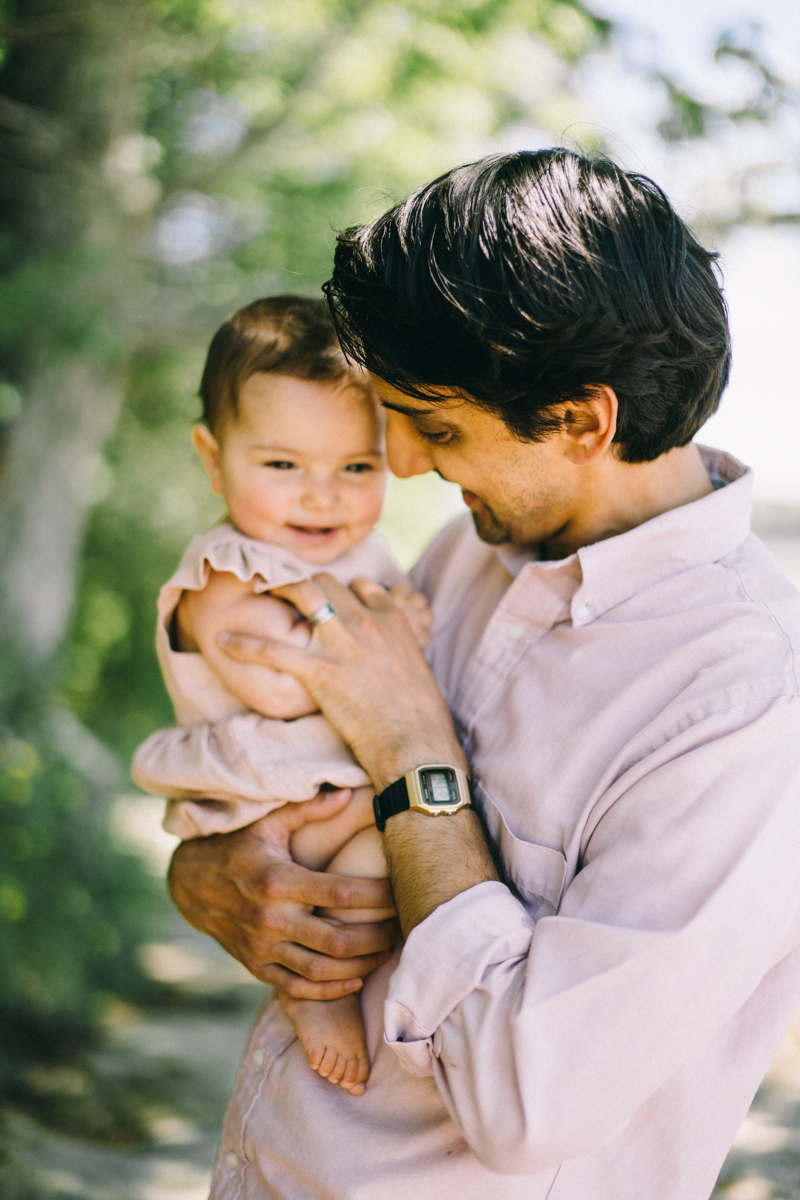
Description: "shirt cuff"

(384, 881), (534, 1075)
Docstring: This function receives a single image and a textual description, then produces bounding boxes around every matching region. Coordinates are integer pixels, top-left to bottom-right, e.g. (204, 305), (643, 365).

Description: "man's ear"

(561, 387), (618, 465)
(192, 424), (224, 494)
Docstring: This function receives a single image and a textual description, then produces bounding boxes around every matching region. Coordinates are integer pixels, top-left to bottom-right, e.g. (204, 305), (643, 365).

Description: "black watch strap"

(373, 776), (410, 832)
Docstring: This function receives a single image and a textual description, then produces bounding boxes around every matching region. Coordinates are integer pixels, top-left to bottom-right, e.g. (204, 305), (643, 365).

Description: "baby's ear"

(192, 424), (223, 494)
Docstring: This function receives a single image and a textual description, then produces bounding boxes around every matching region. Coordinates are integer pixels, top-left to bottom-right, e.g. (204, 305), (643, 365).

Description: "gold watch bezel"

(405, 764), (472, 817)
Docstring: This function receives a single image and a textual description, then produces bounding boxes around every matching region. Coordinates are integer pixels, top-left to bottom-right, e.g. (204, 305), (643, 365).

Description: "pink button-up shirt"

(211, 447), (800, 1200)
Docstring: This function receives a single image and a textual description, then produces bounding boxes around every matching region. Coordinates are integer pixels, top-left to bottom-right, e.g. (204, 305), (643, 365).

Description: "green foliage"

(64, 345), (222, 759)
(2, 0), (607, 1133)
(0, 719), (161, 1115)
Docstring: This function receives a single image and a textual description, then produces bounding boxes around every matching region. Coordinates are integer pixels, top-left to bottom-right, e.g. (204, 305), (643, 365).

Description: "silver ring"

(307, 602), (337, 629)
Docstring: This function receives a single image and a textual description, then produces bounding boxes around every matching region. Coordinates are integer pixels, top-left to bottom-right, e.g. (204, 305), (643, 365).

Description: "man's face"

(372, 378), (578, 551)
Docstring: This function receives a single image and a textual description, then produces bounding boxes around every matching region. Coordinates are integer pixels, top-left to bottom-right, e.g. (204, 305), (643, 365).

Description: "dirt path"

(713, 1009), (800, 1199)
(2, 916), (265, 1200)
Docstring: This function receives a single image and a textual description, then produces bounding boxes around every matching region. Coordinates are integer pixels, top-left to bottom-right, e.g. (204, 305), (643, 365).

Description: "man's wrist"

(370, 741), (468, 796)
(382, 806), (499, 937)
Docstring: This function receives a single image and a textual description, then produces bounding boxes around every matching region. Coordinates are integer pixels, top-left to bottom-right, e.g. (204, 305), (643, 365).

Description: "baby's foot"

(279, 992), (370, 1095)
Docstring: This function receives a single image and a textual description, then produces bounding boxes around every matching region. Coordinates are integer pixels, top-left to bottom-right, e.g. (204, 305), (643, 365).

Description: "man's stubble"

(467, 477), (572, 553)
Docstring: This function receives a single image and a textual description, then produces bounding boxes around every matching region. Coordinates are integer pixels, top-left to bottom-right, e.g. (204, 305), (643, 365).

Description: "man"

(170, 150), (800, 1199)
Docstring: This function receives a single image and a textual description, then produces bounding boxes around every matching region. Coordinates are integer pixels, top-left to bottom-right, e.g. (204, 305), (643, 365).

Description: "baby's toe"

(326, 1053), (348, 1085)
(316, 1045), (339, 1078)
(306, 1042), (324, 1070)
(340, 1055), (370, 1094)
(341, 1057), (360, 1088)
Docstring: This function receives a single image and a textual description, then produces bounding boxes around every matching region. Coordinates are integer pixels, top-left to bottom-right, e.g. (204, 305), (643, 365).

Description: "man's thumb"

(280, 788), (352, 832)
(217, 631), (307, 676)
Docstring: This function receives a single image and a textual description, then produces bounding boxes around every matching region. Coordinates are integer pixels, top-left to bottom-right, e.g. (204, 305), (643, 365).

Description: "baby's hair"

(199, 295), (358, 435)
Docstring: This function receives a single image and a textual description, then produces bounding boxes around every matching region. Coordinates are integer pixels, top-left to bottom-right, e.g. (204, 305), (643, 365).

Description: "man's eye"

(343, 462), (374, 474)
(417, 426), (453, 444)
(264, 460), (295, 470)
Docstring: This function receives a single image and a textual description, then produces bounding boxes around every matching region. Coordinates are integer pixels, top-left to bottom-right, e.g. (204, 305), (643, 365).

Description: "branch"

(169, 0), (376, 199)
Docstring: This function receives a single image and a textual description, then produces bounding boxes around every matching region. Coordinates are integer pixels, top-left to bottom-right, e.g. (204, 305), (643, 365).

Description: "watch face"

(420, 768), (458, 805)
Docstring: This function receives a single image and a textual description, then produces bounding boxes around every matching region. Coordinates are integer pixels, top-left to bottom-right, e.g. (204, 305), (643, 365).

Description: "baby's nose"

(301, 480), (337, 509)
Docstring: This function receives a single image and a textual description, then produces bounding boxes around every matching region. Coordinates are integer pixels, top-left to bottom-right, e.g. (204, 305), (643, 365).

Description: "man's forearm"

(383, 806), (500, 938)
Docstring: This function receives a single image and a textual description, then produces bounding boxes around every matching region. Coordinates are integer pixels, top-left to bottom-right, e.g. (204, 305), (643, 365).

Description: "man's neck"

(540, 443), (715, 560)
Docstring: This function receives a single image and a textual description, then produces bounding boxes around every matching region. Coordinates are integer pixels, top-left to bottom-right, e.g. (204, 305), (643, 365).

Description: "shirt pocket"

(476, 781), (568, 921)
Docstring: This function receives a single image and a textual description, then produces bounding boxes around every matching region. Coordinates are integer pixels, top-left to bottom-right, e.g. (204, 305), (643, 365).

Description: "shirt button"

(506, 623), (524, 642)
(576, 604), (590, 621)
(226, 1152), (238, 1171)
(252, 1048), (264, 1067)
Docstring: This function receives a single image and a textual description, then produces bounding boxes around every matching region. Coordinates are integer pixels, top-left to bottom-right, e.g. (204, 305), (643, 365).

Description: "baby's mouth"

(288, 524), (341, 541)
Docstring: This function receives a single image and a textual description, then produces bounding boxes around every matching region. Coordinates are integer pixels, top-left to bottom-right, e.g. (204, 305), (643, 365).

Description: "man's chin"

(470, 508), (511, 546)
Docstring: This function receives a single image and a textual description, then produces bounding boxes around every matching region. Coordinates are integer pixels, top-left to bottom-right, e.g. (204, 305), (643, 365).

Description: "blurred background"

(1, 1), (799, 1197)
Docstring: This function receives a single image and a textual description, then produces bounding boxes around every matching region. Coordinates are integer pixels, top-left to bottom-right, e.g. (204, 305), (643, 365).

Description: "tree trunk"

(0, 361), (124, 666)
(0, 0), (150, 698)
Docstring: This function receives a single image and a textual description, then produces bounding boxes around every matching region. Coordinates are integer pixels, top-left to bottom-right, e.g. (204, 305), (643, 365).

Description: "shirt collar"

(494, 446), (753, 627)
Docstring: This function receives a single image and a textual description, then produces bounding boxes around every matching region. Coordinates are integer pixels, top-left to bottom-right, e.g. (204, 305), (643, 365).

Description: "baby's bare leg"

(282, 826), (389, 1095)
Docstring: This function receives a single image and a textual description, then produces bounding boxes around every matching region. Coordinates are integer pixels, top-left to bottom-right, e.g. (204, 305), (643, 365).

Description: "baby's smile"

(287, 524), (343, 544)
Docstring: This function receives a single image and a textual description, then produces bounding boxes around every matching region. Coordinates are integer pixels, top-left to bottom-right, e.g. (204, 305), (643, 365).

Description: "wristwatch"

(373, 764), (472, 831)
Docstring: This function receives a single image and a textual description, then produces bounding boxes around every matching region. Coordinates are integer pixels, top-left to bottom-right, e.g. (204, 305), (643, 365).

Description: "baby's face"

(194, 373), (388, 565)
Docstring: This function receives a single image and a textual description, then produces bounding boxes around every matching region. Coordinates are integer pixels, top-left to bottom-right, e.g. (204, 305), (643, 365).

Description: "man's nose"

(386, 412), (436, 478)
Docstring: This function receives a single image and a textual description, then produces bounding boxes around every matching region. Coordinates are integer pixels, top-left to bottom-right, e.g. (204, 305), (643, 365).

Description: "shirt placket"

(454, 568), (572, 760)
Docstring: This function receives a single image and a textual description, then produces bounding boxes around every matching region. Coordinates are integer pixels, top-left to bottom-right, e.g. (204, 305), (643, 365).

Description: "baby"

(133, 296), (432, 1096)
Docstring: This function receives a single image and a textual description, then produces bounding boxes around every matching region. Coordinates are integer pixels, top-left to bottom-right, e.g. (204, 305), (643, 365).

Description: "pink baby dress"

(132, 523), (407, 839)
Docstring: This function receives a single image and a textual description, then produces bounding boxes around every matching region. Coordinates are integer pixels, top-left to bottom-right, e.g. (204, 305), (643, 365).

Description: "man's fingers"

(349, 577), (394, 610)
(282, 907), (399, 958)
(271, 574), (366, 622)
(262, 964), (365, 1001)
(269, 578), (332, 617)
(276, 940), (394, 984)
(258, 860), (394, 910)
(217, 631), (312, 676)
(257, 790), (353, 837)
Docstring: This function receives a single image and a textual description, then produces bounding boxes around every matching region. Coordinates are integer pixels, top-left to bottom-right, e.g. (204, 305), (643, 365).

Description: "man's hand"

(218, 573), (465, 793)
(216, 576), (499, 937)
(167, 790), (399, 998)
(386, 583), (433, 649)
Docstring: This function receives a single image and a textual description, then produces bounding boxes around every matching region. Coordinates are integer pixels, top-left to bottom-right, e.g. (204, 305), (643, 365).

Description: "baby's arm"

(176, 569), (318, 719)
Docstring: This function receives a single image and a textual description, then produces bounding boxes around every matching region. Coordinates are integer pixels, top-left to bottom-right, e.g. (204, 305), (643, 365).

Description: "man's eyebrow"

(379, 399), (441, 417)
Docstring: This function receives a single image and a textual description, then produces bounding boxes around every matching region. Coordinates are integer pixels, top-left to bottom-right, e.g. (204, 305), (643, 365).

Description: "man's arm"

(380, 699), (800, 1172)
(168, 791), (399, 997)
(218, 576), (800, 1174)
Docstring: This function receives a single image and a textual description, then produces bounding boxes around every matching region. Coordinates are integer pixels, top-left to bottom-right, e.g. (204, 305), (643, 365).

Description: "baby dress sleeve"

(133, 525), (376, 838)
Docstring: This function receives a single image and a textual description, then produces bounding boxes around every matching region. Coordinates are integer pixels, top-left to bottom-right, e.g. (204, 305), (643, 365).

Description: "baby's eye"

(343, 462), (374, 474)
(264, 460), (295, 470)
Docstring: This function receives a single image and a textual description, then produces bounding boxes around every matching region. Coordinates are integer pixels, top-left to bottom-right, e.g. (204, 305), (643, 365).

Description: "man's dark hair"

(199, 294), (355, 435)
(324, 150), (730, 462)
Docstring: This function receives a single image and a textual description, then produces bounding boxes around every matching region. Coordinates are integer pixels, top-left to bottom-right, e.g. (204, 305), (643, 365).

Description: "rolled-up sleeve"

(385, 698), (800, 1175)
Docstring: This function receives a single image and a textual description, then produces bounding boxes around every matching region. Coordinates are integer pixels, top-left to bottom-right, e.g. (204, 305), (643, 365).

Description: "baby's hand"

(386, 585), (433, 649)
